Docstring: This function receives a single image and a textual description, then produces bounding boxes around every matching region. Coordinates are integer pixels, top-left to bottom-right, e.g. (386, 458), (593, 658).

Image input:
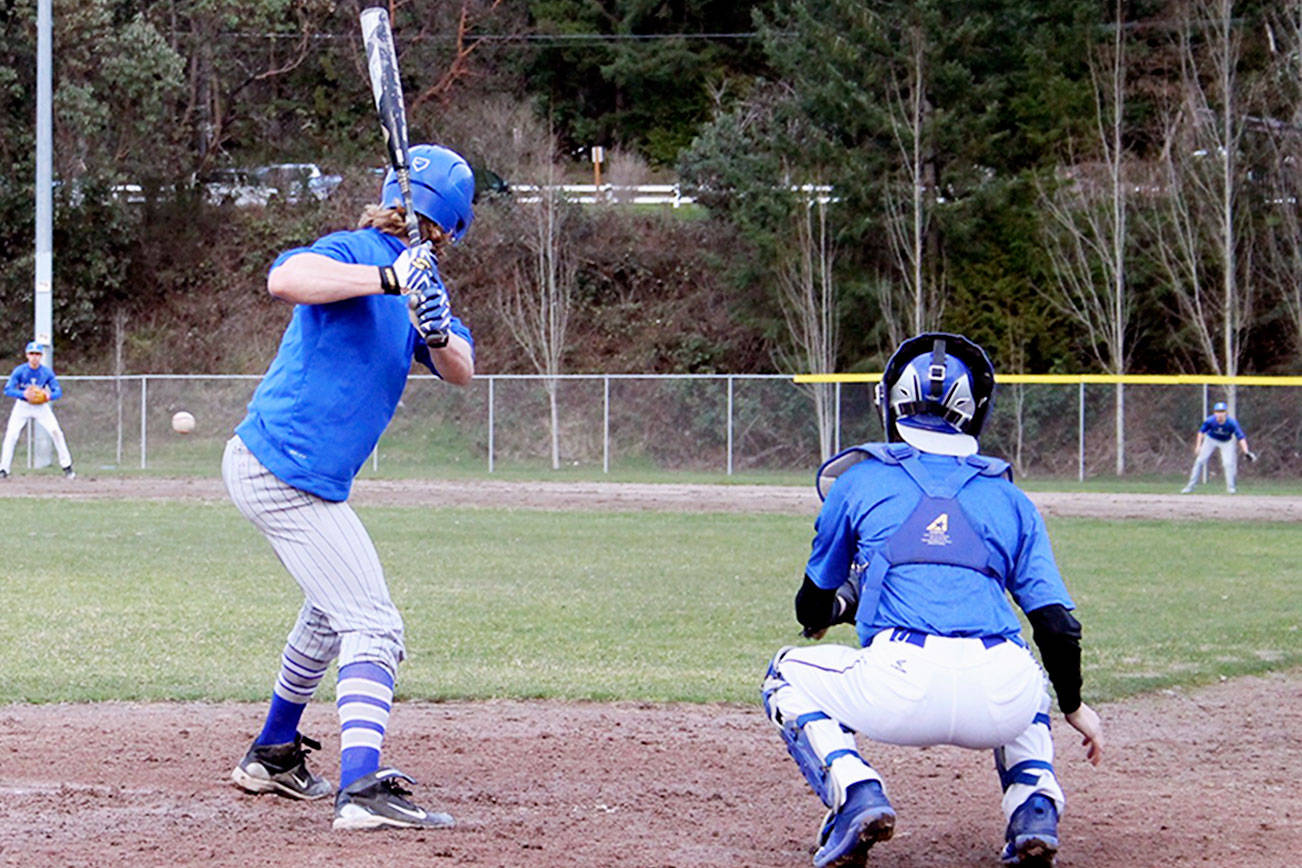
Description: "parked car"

(198, 163), (342, 206)
(251, 163), (343, 202)
(199, 168), (275, 207)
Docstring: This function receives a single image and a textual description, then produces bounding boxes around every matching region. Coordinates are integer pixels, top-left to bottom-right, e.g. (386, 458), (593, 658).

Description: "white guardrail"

(510, 183), (694, 206)
(509, 183), (835, 207)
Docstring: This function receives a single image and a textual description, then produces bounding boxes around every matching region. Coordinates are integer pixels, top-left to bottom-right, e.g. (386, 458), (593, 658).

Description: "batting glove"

(389, 241), (438, 295)
(408, 280), (452, 348)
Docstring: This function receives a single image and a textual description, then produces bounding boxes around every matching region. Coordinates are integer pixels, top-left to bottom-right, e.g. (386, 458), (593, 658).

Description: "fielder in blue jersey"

(0, 341), (75, 480)
(224, 144), (476, 830)
(1181, 400), (1254, 494)
(762, 333), (1103, 868)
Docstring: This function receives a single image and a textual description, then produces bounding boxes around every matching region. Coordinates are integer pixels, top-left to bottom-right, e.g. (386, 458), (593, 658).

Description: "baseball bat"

(360, 6), (447, 347)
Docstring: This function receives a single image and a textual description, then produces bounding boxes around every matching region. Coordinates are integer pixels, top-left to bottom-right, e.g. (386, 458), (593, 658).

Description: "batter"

(224, 144), (476, 830)
(761, 333), (1104, 868)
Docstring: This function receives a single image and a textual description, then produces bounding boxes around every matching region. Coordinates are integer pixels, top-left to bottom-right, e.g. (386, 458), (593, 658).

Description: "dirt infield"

(3, 473), (1301, 521)
(1, 477), (1299, 866)
(0, 671), (1298, 867)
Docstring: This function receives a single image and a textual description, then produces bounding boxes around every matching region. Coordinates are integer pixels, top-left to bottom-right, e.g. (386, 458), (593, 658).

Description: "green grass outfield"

(0, 499), (1297, 705)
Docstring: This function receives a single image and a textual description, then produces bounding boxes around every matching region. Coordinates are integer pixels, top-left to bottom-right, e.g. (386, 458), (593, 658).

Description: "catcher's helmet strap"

(928, 338), (948, 399)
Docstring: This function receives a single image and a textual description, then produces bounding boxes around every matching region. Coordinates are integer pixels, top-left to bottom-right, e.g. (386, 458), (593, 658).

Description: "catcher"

(762, 333), (1102, 868)
(0, 342), (75, 480)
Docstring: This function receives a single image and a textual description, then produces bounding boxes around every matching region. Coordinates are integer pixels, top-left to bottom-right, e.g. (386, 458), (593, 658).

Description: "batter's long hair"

(357, 205), (451, 253)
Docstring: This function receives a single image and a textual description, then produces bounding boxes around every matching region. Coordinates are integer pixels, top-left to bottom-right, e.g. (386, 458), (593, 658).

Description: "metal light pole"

(31, 0), (54, 467)
(35, 0), (52, 355)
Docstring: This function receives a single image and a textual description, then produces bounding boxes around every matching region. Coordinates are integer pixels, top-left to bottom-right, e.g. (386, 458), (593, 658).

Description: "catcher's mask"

(876, 333), (996, 456)
(380, 144), (476, 242)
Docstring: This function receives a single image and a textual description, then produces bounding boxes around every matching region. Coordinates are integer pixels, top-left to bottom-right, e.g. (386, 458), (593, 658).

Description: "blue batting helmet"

(380, 144), (475, 242)
(876, 333), (996, 456)
(25, 341), (43, 354)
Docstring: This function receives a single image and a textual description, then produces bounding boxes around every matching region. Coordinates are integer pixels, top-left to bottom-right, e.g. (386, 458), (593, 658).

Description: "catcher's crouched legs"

(762, 646), (895, 867)
(993, 692), (1064, 866)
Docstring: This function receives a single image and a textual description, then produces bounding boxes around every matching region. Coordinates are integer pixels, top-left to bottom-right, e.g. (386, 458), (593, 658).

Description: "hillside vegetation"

(3, 1), (1301, 376)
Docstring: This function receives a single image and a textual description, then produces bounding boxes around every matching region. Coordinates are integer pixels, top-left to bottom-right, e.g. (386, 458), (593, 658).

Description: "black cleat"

(231, 733), (332, 800)
(333, 767), (455, 830)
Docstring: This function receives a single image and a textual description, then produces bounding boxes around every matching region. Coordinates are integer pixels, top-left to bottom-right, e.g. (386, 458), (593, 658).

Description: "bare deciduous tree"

(1148, 0), (1253, 408)
(1261, 2), (1302, 361)
(882, 17), (941, 346)
(1038, 0), (1130, 474)
(487, 118), (579, 470)
(774, 186), (839, 459)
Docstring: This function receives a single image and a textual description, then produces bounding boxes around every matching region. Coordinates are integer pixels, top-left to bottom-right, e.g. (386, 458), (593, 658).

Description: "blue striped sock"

(255, 644), (329, 746)
(256, 695), (307, 746)
(337, 661), (394, 790)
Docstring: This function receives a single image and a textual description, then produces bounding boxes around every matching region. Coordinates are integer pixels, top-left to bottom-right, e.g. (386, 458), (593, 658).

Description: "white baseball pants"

(0, 400), (72, 473)
(1187, 436), (1237, 492)
(769, 630), (1064, 821)
(222, 435), (405, 675)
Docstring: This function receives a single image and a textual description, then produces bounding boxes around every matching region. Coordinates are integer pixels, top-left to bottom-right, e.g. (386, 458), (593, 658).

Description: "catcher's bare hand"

(1064, 702), (1104, 766)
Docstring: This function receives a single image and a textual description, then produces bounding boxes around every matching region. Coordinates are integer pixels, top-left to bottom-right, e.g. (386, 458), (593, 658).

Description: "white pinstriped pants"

(222, 435), (405, 675)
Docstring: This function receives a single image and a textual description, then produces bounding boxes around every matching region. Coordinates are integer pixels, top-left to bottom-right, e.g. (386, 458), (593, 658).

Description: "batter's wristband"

(378, 265), (400, 295)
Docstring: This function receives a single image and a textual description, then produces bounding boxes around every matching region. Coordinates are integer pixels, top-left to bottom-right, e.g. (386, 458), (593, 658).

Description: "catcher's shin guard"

(762, 647), (864, 809)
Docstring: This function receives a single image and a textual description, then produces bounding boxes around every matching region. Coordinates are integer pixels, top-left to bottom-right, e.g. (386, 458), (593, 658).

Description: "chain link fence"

(10, 374), (1300, 480)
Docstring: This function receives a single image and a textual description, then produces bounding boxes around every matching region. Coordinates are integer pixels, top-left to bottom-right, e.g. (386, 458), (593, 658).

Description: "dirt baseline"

(0, 670), (1299, 867)
(3, 473), (1301, 522)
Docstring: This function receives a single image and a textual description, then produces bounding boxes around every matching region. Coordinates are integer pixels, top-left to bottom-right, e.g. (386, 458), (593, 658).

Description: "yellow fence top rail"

(792, 373), (1302, 386)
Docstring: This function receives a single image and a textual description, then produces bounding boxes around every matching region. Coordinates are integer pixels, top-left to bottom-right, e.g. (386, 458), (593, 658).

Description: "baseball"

(171, 411), (196, 435)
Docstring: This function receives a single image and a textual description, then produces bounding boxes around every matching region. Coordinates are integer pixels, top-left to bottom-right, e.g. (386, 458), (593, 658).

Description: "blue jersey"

(235, 227), (474, 502)
(807, 446), (1073, 645)
(1198, 415), (1245, 442)
(5, 363), (62, 402)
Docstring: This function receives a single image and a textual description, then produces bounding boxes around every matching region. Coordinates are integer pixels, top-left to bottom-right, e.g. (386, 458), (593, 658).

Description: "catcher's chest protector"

(818, 443), (1011, 620)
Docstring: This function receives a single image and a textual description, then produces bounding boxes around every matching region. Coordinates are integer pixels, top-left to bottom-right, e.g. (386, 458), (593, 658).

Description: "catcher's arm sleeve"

(1027, 604), (1083, 714)
(795, 575), (857, 637)
(795, 575), (840, 636)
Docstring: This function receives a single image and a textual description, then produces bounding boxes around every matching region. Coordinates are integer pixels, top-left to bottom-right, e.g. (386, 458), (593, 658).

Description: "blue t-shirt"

(1198, 415), (1245, 442)
(806, 450), (1073, 645)
(235, 227), (474, 501)
(5, 364), (62, 401)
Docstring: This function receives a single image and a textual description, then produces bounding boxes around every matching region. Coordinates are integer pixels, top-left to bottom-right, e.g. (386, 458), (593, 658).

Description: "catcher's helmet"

(876, 333), (996, 456)
(380, 144), (475, 242)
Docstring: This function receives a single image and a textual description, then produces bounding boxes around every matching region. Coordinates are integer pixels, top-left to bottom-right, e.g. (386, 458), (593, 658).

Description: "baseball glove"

(23, 385), (47, 405)
(1246, 450), (1258, 463)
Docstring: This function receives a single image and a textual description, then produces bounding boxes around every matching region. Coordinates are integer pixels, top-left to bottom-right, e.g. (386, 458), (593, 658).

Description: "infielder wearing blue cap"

(761, 333), (1103, 868)
(1182, 400), (1254, 493)
(224, 143), (475, 831)
(1, 343), (75, 480)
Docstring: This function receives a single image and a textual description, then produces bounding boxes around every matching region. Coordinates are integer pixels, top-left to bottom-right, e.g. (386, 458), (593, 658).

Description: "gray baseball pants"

(222, 435), (405, 675)
(1186, 436), (1238, 492)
